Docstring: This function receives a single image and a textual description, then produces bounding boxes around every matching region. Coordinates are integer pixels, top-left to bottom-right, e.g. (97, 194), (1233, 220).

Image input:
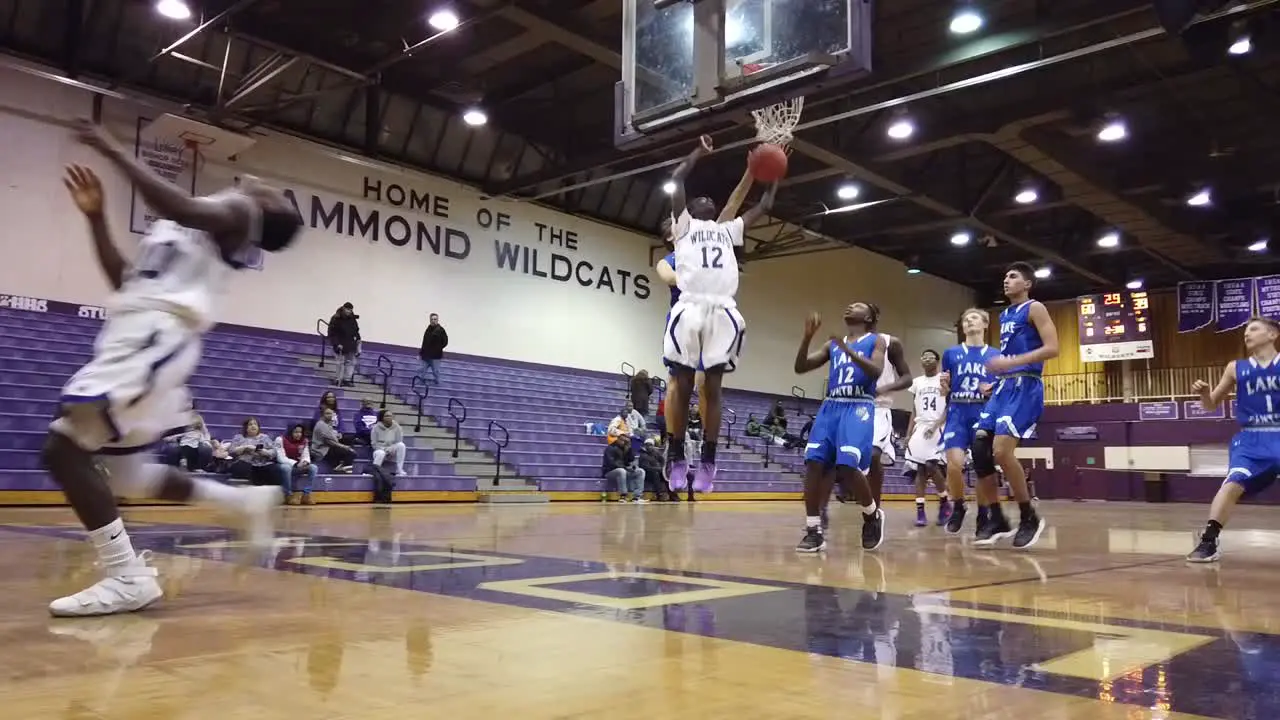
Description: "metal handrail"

(620, 361), (635, 379)
(410, 375), (429, 433)
(791, 385), (806, 414)
(723, 407), (736, 449)
(447, 398), (466, 458)
(376, 354), (393, 408)
(315, 318), (329, 368)
(487, 420), (509, 485)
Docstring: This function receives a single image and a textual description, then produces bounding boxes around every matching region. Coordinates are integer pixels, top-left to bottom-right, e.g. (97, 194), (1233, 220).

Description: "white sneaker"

(241, 485), (283, 554)
(49, 557), (163, 618)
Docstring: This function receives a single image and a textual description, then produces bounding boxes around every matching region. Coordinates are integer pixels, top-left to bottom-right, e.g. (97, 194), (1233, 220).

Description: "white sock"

(939, 492), (950, 500)
(862, 500), (878, 517)
(805, 516), (822, 528)
(915, 496), (926, 506)
(189, 476), (249, 511)
(87, 518), (139, 569)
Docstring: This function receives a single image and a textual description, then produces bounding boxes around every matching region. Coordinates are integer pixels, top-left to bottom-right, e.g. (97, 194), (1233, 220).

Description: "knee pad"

(98, 453), (167, 499)
(971, 431), (997, 477)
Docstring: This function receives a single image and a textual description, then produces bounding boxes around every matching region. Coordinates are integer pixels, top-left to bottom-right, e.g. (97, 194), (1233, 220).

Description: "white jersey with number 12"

(670, 209), (744, 303)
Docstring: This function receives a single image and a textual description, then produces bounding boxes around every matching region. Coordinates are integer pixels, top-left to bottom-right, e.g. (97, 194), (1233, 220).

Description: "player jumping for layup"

(795, 304), (887, 553)
(1187, 317), (1280, 562)
(43, 121), (302, 617)
(973, 262), (1059, 549)
(939, 309), (999, 535)
(664, 135), (777, 492)
(904, 349), (950, 526)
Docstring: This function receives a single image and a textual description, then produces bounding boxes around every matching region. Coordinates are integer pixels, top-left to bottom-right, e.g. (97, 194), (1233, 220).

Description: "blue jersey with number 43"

(941, 344), (1000, 403)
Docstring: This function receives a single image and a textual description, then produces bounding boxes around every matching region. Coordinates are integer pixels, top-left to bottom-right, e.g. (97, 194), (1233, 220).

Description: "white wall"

(0, 63), (974, 400)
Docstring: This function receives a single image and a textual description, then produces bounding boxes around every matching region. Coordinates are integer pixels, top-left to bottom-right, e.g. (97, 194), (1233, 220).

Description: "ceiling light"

(155, 0), (191, 20)
(949, 8), (983, 34)
(1126, 278), (1145, 290)
(429, 10), (460, 31)
(836, 183), (860, 200)
(1014, 188), (1038, 204)
(1228, 36), (1252, 55)
(1034, 267), (1051, 279)
(1096, 231), (1120, 248)
(462, 108), (488, 127)
(950, 231), (971, 246)
(887, 118), (915, 140)
(1249, 238), (1269, 252)
(1186, 188), (1211, 207)
(662, 181), (676, 195)
(906, 266), (922, 275)
(1097, 119), (1127, 143)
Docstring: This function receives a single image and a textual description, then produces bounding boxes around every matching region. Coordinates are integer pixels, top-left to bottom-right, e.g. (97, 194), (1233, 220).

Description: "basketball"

(748, 143), (788, 182)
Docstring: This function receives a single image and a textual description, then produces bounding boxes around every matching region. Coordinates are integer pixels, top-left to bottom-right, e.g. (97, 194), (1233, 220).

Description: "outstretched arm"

(717, 166), (755, 222)
(63, 165), (126, 290)
(670, 134), (713, 218)
(739, 182), (778, 228)
(795, 313), (830, 373)
(72, 120), (250, 240)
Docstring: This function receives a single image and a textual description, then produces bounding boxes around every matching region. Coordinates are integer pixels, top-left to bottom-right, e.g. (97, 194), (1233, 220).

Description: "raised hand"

(938, 371), (951, 394)
(1191, 379), (1210, 395)
(804, 312), (821, 337)
(696, 134), (713, 155)
(71, 119), (118, 155)
(63, 164), (104, 217)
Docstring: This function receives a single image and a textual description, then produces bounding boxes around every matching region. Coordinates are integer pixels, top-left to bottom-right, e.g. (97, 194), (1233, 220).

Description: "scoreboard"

(1077, 290), (1155, 362)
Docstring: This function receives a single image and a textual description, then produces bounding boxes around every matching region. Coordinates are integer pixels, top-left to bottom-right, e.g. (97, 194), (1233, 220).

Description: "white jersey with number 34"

(670, 209), (744, 305)
(910, 374), (945, 427)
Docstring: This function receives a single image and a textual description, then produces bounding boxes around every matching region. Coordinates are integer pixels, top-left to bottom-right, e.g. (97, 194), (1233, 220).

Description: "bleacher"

(0, 305), (919, 503)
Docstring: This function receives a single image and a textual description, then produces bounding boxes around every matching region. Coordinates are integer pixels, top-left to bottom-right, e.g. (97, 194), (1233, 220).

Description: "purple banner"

(1177, 281), (1215, 333)
(1257, 275), (1280, 323)
(1183, 400), (1226, 420)
(1216, 278), (1256, 332)
(1138, 401), (1180, 421)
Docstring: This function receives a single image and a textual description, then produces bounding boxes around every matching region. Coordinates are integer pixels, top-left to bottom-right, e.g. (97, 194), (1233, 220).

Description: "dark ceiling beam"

(62, 0), (87, 78)
(147, 0), (262, 65)
(788, 139), (1113, 285)
(452, 0), (618, 78)
(223, 55), (298, 108)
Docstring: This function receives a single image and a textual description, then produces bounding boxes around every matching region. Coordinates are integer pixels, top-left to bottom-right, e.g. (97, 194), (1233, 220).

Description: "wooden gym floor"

(0, 500), (1277, 719)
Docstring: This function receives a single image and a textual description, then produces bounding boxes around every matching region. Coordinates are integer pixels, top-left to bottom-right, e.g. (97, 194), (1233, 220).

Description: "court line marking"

(928, 556), (1183, 594)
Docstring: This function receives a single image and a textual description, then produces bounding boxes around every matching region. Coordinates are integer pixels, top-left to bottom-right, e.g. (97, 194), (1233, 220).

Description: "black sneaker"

(1011, 513), (1046, 549)
(974, 511), (1012, 547)
(796, 527), (826, 553)
(945, 503), (967, 535)
(1187, 535), (1221, 563)
(861, 509), (885, 551)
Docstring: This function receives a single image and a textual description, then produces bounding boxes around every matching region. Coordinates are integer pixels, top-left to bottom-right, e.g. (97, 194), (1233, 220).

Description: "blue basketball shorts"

(974, 375), (1044, 439)
(942, 402), (984, 451)
(804, 399), (875, 472)
(1224, 429), (1280, 496)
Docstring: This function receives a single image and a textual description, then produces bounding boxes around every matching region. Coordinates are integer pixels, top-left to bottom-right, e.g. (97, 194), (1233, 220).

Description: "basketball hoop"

(742, 62), (805, 147)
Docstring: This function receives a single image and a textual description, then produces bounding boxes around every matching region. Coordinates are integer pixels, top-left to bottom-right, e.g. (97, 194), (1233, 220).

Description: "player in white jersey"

(43, 121), (303, 618)
(663, 135), (778, 493)
(865, 306), (914, 504)
(904, 349), (951, 526)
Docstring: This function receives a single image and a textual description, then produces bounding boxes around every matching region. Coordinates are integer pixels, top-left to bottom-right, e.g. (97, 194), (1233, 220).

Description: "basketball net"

(743, 62), (805, 148)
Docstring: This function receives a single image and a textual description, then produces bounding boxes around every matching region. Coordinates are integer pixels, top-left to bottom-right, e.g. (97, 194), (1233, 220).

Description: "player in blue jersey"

(938, 308), (1000, 535)
(793, 303), (888, 553)
(973, 262), (1059, 549)
(653, 166), (754, 484)
(1187, 317), (1280, 562)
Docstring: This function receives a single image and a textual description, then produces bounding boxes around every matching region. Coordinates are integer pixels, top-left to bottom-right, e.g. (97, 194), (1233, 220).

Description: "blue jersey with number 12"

(942, 344), (1000, 403)
(826, 334), (879, 400)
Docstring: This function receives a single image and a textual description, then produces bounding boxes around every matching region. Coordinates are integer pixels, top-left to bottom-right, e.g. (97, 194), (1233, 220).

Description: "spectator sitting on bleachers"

(312, 391), (365, 445)
(163, 415), (214, 471)
(602, 435), (645, 503)
(278, 422), (318, 505)
(371, 409), (407, 476)
(765, 401), (787, 434)
(606, 405), (632, 445)
(311, 407), (356, 473)
(638, 438), (674, 501)
(355, 401), (379, 445)
(327, 302), (361, 387)
(228, 418), (287, 487)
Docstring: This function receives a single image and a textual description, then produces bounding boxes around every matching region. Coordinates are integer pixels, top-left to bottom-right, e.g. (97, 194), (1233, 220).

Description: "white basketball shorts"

(663, 298), (745, 373)
(54, 310), (202, 452)
(905, 426), (944, 466)
(873, 406), (896, 465)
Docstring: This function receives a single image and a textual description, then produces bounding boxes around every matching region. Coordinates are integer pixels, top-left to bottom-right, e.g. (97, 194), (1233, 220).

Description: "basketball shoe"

(49, 550), (163, 617)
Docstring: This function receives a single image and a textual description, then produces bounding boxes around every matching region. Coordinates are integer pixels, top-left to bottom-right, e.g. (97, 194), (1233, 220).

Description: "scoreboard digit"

(1076, 290), (1154, 363)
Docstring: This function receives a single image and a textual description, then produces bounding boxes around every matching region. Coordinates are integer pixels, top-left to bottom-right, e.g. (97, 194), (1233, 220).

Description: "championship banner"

(1175, 281), (1214, 333)
(1214, 278), (1255, 332)
(1256, 275), (1280, 324)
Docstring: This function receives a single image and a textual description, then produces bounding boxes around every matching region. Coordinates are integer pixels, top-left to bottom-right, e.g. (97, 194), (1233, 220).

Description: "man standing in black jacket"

(418, 313), (448, 385)
(328, 302), (361, 387)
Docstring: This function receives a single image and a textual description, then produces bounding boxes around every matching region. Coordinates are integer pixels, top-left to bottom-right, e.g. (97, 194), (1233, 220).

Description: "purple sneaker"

(668, 459), (690, 491)
(692, 462), (717, 493)
(936, 499), (952, 526)
(915, 505), (928, 527)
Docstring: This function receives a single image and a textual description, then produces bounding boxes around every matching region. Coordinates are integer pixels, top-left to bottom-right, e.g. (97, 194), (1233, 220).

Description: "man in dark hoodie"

(328, 302), (361, 387)
(418, 313), (448, 385)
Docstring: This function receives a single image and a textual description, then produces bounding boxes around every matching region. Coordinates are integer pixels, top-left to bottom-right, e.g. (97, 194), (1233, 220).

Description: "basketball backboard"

(617, 0), (873, 149)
